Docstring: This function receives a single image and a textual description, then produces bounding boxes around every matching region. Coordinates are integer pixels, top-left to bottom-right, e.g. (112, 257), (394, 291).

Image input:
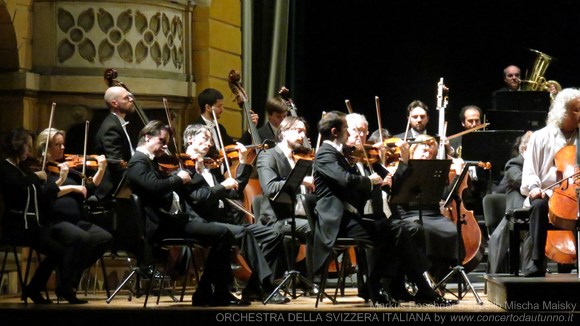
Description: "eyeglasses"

(507, 74), (520, 78)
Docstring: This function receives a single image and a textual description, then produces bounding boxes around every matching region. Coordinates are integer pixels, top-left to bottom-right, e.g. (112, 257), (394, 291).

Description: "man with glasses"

(491, 65), (522, 109)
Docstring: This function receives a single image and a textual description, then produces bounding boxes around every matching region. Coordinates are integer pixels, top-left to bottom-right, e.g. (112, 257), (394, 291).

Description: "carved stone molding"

(34, 1), (187, 74)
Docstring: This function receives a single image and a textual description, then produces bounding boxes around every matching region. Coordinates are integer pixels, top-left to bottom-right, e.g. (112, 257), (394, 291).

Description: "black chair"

(124, 193), (205, 307)
(300, 194), (374, 307)
(482, 193), (507, 238)
(508, 207), (578, 276)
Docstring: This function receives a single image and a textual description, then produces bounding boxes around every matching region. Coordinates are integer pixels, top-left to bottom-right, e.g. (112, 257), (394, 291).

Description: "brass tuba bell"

(521, 49), (562, 98)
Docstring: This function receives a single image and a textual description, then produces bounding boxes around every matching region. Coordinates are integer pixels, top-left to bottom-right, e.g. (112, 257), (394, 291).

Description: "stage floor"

(1, 279), (578, 325)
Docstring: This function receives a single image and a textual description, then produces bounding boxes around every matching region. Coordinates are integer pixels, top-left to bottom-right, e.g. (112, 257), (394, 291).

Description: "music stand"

(390, 160), (452, 225)
(434, 163), (484, 305)
(262, 159), (325, 303)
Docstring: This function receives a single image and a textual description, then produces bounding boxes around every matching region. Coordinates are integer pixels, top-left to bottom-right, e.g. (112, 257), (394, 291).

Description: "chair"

(124, 193), (205, 307)
(482, 193), (507, 238)
(0, 194), (44, 302)
(300, 194), (374, 307)
(508, 207), (578, 276)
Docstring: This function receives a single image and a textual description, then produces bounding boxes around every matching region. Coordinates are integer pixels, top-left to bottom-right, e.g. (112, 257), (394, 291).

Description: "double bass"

(440, 161), (489, 273)
(226, 70), (263, 223)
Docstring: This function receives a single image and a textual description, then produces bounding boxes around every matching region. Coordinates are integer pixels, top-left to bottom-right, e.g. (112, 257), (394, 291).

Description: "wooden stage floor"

(1, 281), (578, 326)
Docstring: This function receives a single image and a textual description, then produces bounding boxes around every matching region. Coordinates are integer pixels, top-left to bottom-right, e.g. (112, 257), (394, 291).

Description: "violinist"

(520, 88), (580, 277)
(311, 111), (455, 306)
(194, 88), (258, 160)
(255, 116), (313, 276)
(0, 127), (89, 304)
(94, 86), (136, 199)
(239, 95), (288, 146)
(181, 123), (288, 304)
(35, 128), (114, 302)
(395, 134), (459, 284)
(126, 120), (250, 306)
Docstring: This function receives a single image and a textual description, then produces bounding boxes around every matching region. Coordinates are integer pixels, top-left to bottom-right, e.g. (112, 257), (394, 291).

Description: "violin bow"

(81, 120), (90, 187)
(210, 107), (233, 178)
(345, 99), (354, 114)
(42, 102), (56, 172)
(375, 96), (386, 164)
(163, 98), (184, 171)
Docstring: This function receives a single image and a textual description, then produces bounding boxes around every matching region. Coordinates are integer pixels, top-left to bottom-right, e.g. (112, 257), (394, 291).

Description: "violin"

(63, 154), (125, 169)
(344, 145), (381, 165)
(46, 161), (92, 181)
(220, 143), (269, 161)
(158, 153), (223, 173)
(292, 148), (316, 161)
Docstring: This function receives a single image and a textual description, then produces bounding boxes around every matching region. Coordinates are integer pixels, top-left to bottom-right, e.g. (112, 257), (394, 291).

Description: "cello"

(440, 161), (489, 273)
(544, 145), (579, 265)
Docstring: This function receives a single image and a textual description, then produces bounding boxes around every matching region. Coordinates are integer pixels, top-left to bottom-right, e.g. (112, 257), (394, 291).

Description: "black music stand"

(434, 164), (484, 305)
(262, 159), (326, 303)
(390, 160), (452, 225)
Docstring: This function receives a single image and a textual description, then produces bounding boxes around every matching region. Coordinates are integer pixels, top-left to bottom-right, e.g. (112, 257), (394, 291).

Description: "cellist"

(520, 88), (580, 277)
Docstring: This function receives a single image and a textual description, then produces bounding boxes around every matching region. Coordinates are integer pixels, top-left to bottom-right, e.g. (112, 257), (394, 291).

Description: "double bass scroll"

(103, 68), (149, 127)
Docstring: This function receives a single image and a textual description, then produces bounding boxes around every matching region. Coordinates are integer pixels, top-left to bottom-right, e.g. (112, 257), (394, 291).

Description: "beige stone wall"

(0, 0), (245, 140)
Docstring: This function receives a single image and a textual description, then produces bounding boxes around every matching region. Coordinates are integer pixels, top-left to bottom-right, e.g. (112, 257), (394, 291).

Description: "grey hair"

(546, 88), (580, 127)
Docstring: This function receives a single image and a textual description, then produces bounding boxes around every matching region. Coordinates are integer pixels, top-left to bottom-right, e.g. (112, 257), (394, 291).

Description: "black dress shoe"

(264, 292), (290, 305)
(373, 289), (400, 307)
(524, 265), (546, 277)
(191, 289), (212, 306)
(56, 288), (88, 304)
(212, 292), (251, 307)
(391, 289), (415, 303)
(23, 286), (52, 304)
(414, 290), (458, 306)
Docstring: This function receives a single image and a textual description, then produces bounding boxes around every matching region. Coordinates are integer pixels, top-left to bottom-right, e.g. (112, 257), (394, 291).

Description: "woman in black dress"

(1, 127), (87, 304)
(36, 128), (114, 296)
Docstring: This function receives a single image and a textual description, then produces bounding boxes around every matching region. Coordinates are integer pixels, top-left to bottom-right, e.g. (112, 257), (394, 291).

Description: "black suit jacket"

(126, 151), (186, 240)
(255, 146), (308, 226)
(239, 122), (276, 146)
(312, 142), (372, 273)
(194, 116), (235, 148)
(504, 154), (525, 211)
(182, 162), (252, 225)
(94, 113), (133, 198)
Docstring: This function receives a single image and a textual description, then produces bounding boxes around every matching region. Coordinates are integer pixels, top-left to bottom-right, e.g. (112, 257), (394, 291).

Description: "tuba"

(521, 49), (562, 98)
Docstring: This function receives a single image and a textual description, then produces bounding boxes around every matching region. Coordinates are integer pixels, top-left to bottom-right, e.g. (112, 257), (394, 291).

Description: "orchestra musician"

(125, 120), (249, 306)
(449, 105), (490, 217)
(181, 123), (289, 304)
(393, 100), (431, 140)
(94, 86), (136, 199)
(395, 134), (459, 284)
(312, 111), (456, 306)
(520, 88), (580, 277)
(35, 128), (114, 301)
(239, 95), (288, 145)
(255, 116), (314, 279)
(0, 127), (90, 304)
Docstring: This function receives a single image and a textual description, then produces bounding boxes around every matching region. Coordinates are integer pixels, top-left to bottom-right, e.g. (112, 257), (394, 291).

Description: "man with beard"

(394, 100), (430, 141)
(255, 116), (314, 281)
(94, 86), (136, 199)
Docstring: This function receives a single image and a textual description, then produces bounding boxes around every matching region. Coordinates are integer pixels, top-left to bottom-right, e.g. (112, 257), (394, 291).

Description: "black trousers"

(528, 197), (550, 262)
